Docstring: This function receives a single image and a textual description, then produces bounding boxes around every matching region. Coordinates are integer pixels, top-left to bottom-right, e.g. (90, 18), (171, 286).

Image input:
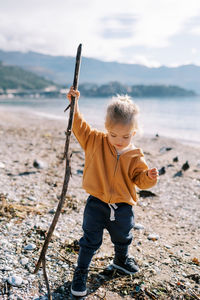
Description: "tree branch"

(33, 44), (82, 299)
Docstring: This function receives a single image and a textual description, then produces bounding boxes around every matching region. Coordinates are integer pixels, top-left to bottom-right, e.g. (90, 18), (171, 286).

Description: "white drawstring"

(108, 204), (118, 221)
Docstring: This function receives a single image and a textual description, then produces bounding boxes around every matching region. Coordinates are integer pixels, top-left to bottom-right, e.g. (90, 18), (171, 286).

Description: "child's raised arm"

(67, 86), (101, 151)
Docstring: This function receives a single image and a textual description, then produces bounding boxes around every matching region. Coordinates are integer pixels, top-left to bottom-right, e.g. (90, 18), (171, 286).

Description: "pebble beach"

(0, 107), (200, 300)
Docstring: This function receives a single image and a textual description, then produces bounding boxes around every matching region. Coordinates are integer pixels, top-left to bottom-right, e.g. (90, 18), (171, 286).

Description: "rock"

(148, 233), (159, 241)
(0, 162), (5, 168)
(33, 159), (47, 169)
(137, 200), (148, 207)
(8, 296), (16, 300)
(138, 190), (157, 198)
(24, 243), (36, 251)
(134, 223), (145, 230)
(186, 273), (200, 284)
(164, 244), (172, 249)
(20, 257), (29, 265)
(159, 146), (172, 153)
(77, 169), (83, 175)
(135, 285), (141, 292)
(27, 196), (36, 201)
(182, 161), (190, 171)
(7, 275), (23, 287)
(163, 258), (171, 264)
(103, 264), (115, 275)
(173, 156), (179, 162)
(1, 266), (12, 271)
(173, 170), (183, 177)
(48, 209), (55, 214)
(28, 274), (36, 281)
(154, 266), (161, 274)
(159, 166), (166, 175)
(149, 268), (157, 274)
(18, 171), (37, 176)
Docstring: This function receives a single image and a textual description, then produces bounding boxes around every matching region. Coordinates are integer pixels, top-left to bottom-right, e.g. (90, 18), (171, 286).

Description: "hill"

(0, 50), (200, 93)
(0, 61), (57, 91)
(79, 82), (196, 97)
(0, 62), (196, 98)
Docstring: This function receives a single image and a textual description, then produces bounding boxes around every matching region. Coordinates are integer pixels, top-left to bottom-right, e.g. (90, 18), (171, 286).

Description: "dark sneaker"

(113, 256), (139, 274)
(71, 267), (88, 297)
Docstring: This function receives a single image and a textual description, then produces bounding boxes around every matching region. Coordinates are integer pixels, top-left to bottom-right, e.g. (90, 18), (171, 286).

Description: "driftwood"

(33, 44), (82, 299)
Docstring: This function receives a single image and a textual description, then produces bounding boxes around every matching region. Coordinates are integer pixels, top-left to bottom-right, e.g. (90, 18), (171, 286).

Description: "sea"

(0, 95), (200, 145)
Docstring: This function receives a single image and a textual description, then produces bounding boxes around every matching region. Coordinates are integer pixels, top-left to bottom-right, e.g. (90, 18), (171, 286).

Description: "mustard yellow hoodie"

(73, 111), (157, 206)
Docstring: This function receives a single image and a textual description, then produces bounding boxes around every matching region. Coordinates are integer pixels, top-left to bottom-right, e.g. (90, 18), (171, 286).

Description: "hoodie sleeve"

(72, 110), (101, 151)
(131, 156), (157, 189)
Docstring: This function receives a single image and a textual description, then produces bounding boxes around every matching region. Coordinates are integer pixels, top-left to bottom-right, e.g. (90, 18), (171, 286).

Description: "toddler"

(67, 87), (158, 297)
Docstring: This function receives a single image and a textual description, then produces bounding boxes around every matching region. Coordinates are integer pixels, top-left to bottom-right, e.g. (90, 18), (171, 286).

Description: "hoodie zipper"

(109, 154), (120, 203)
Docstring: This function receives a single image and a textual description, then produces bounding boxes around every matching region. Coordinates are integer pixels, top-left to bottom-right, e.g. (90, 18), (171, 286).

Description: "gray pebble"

(163, 258), (171, 264)
(33, 159), (47, 169)
(154, 266), (161, 274)
(7, 275), (23, 286)
(0, 162), (5, 168)
(34, 296), (48, 300)
(134, 223), (145, 230)
(173, 170), (183, 178)
(148, 233), (159, 241)
(28, 274), (36, 280)
(149, 268), (157, 274)
(1, 266), (13, 271)
(164, 244), (172, 249)
(24, 244), (36, 250)
(20, 257), (29, 265)
(77, 169), (83, 175)
(143, 262), (149, 267)
(27, 196), (37, 201)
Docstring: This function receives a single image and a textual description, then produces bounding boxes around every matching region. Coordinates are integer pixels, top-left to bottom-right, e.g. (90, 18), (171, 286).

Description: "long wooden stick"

(33, 44), (82, 298)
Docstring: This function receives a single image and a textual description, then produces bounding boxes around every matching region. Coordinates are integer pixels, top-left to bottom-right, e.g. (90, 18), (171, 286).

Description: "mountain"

(0, 49), (200, 93)
(0, 62), (57, 90)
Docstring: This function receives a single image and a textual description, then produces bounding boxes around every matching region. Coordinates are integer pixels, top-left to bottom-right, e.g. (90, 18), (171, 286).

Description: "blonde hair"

(105, 94), (140, 131)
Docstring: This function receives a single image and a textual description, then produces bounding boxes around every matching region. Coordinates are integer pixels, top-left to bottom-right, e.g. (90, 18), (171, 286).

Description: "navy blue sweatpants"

(77, 195), (134, 269)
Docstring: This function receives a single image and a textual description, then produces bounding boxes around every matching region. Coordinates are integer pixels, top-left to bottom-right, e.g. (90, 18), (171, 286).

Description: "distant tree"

(79, 82), (196, 98)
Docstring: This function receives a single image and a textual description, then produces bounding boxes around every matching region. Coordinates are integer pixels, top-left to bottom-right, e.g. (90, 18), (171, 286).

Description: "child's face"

(107, 123), (136, 152)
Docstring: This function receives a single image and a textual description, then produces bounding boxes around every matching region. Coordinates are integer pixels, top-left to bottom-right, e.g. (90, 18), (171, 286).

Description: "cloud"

(1, 0), (200, 66)
(101, 14), (137, 39)
(128, 55), (161, 67)
(190, 27), (200, 35)
(191, 48), (198, 54)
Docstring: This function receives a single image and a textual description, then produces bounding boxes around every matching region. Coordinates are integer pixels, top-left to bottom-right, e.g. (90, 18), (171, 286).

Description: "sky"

(1, 0), (200, 67)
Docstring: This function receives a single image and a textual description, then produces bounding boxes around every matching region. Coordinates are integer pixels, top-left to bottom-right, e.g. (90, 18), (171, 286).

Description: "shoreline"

(1, 105), (200, 148)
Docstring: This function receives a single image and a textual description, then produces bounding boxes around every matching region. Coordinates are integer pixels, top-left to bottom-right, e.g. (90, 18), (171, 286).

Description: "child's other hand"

(147, 168), (159, 180)
(67, 86), (80, 103)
